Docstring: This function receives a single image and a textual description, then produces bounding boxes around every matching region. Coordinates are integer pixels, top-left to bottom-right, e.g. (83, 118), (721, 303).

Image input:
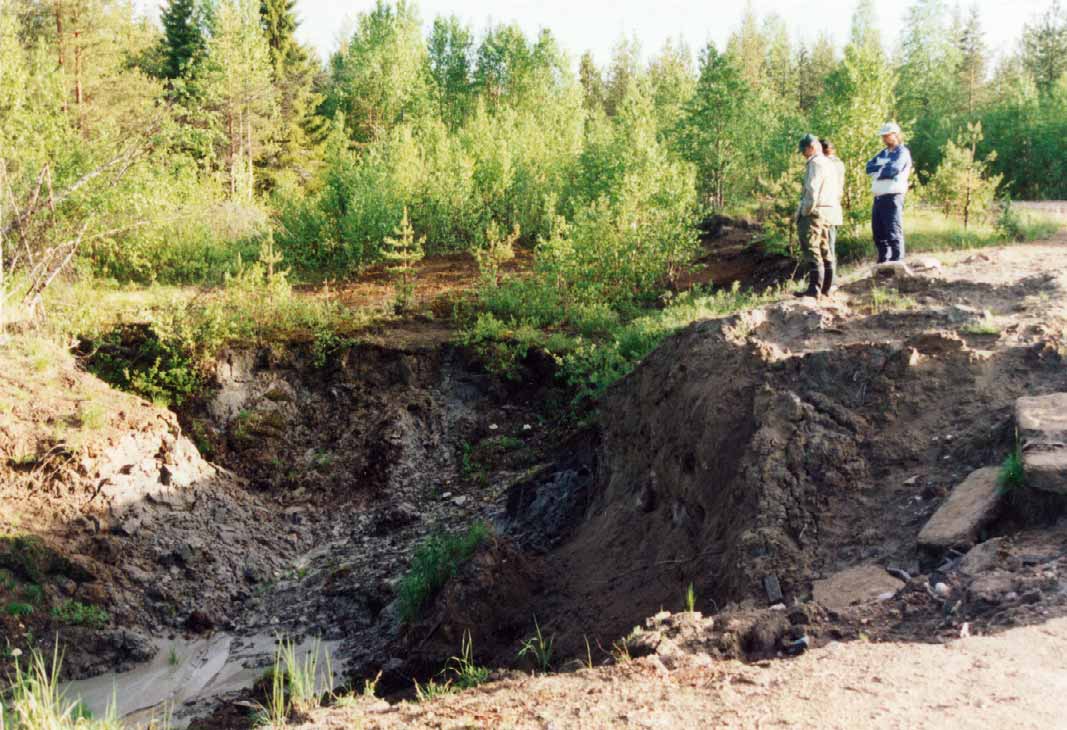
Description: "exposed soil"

(3, 235), (1067, 728)
(298, 615), (1067, 730)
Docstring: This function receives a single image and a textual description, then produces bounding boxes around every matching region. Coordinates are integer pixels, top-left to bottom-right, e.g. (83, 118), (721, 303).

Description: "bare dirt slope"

(322, 238), (1067, 727)
(302, 615), (1067, 729)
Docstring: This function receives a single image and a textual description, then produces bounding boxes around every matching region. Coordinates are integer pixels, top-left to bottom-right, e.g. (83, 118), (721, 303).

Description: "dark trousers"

(872, 194), (905, 262)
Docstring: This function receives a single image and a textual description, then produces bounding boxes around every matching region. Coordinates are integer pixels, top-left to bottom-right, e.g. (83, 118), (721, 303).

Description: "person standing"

(819, 138), (845, 294)
(794, 133), (834, 299)
(865, 122), (912, 263)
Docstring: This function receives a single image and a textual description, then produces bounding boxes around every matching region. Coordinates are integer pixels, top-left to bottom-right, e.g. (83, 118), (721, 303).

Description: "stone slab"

(917, 467), (1003, 550)
(1016, 393), (1067, 495)
(813, 564), (905, 613)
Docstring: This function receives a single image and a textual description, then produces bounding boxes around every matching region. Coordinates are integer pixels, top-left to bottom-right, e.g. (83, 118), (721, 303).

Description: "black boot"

(822, 261), (835, 296)
(794, 266), (823, 298)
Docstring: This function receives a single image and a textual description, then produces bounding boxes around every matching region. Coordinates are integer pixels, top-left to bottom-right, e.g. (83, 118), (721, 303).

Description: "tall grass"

(263, 637), (332, 726)
(0, 648), (158, 730)
(836, 206), (1062, 264)
(396, 523), (490, 624)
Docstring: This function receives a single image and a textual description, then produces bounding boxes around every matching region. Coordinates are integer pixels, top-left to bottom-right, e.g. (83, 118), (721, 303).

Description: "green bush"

(5, 602), (34, 617)
(51, 600), (109, 628)
(396, 523), (490, 624)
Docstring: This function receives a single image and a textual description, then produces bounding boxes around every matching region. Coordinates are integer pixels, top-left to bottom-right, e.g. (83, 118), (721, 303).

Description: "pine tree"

(257, 0), (325, 190)
(382, 207), (425, 311)
(956, 4), (987, 113)
(1022, 0), (1067, 92)
(676, 44), (772, 209)
(201, 0), (277, 199)
(926, 122), (1002, 228)
(160, 0), (204, 79)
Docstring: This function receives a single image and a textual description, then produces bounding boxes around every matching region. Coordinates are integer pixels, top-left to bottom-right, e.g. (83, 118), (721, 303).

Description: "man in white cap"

(865, 123), (912, 263)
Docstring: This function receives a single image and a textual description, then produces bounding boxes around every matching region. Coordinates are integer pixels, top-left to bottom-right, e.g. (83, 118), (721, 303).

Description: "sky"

(141, 0), (1055, 66)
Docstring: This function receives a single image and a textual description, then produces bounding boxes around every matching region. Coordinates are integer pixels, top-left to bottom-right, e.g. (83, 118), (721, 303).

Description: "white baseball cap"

(878, 122), (901, 136)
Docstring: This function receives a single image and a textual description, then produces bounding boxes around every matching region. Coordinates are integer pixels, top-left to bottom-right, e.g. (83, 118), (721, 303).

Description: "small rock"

(763, 575), (783, 604)
(813, 565), (905, 613)
(1021, 589), (1043, 605)
(440, 492), (453, 500)
(933, 582), (951, 598)
(523, 424), (532, 431)
(960, 538), (1006, 576)
(917, 467), (1004, 550)
(911, 256), (942, 273)
(452, 496), (468, 507)
(903, 476), (919, 486)
(489, 424), (499, 431)
(968, 571), (1015, 605)
(877, 591), (896, 602)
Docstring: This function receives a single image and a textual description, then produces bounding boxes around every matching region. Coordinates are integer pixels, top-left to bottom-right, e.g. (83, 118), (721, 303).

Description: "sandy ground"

(302, 616), (1067, 729)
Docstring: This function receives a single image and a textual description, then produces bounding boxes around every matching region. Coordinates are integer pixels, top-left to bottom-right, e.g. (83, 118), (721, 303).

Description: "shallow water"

(63, 633), (341, 727)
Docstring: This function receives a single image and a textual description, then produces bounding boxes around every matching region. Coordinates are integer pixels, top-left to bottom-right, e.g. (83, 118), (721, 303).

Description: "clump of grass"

(50, 600), (109, 628)
(413, 677), (454, 702)
(0, 647), (161, 730)
(999, 449), (1025, 493)
(263, 637), (332, 725)
(867, 286), (917, 315)
(683, 582), (697, 613)
(446, 631), (489, 690)
(396, 523), (490, 624)
(78, 401), (107, 431)
(961, 313), (1001, 336)
(517, 618), (554, 672)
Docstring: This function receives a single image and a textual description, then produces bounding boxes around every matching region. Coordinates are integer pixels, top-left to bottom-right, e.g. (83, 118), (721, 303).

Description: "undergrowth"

(999, 449), (1026, 493)
(396, 523), (490, 624)
(461, 282), (779, 404)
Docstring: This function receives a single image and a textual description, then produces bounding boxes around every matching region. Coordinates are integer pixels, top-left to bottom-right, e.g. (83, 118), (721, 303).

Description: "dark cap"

(798, 133), (818, 152)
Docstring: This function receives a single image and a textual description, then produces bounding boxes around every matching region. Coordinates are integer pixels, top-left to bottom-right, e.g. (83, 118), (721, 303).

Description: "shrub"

(396, 523), (490, 624)
(51, 600), (109, 628)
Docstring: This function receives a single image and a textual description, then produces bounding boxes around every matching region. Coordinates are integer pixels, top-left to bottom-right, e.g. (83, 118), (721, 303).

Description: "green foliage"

(382, 208), (426, 312)
(264, 637), (332, 724)
(0, 648), (132, 730)
(517, 618), (554, 672)
(160, 0), (206, 80)
(999, 449), (1026, 492)
(925, 122), (1002, 228)
(82, 323), (204, 408)
(413, 677), (455, 702)
(396, 523), (490, 624)
(51, 600), (109, 628)
(446, 631), (490, 690)
(684, 582), (697, 613)
(473, 221), (518, 289)
(5, 602), (34, 617)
